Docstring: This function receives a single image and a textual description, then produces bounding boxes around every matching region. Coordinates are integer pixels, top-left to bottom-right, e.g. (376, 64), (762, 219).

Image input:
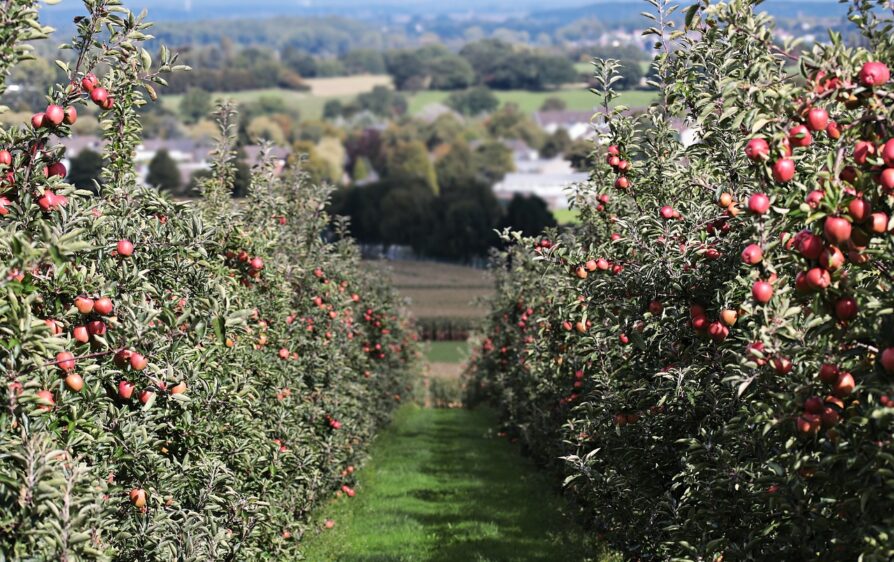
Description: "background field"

(160, 75), (658, 121)
(369, 260), (494, 320)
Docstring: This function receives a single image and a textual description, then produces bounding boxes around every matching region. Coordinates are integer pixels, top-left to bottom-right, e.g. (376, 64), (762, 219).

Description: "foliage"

(0, 2), (416, 559)
(179, 88), (211, 124)
(500, 194), (557, 237)
(145, 149), (182, 193)
(445, 86), (500, 116)
(67, 148), (104, 192)
(467, 0), (894, 560)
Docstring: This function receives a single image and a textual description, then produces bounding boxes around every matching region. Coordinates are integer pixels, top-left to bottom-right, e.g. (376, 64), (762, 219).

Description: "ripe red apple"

(745, 138), (769, 161)
(47, 162), (66, 178)
(0, 149), (11, 166)
(804, 190), (824, 208)
(772, 356), (792, 375)
(819, 363), (839, 384)
(881, 348), (894, 374)
(859, 61), (890, 87)
(796, 232), (823, 260)
(596, 258), (609, 271)
(31, 112), (46, 129)
(879, 168), (894, 192)
(63, 106), (77, 125)
(823, 217), (852, 245)
(249, 257), (264, 271)
(619, 333), (630, 345)
(819, 246), (844, 272)
(614, 176), (629, 189)
(794, 271), (810, 293)
(826, 120), (841, 139)
(880, 138), (894, 167)
(0, 196), (10, 216)
(648, 300), (663, 315)
(788, 125), (812, 148)
(854, 141), (875, 165)
(771, 158), (796, 183)
(805, 267), (831, 290)
(65, 373), (84, 392)
(118, 380), (135, 399)
(708, 321), (729, 342)
(116, 239), (134, 257)
(90, 87), (108, 105)
(607, 145), (619, 156)
(818, 406), (839, 429)
(75, 297), (94, 315)
(659, 206), (674, 219)
(741, 244), (763, 265)
(752, 280), (773, 303)
(796, 414), (820, 436)
(834, 297), (858, 321)
(73, 325), (89, 343)
(138, 389), (153, 405)
(746, 341), (766, 365)
(848, 198), (872, 223)
(36, 389), (55, 411)
(44, 104), (64, 127)
(720, 309), (738, 326)
(129, 353), (148, 371)
(804, 396), (824, 415)
(171, 382), (187, 394)
(81, 73), (99, 92)
(56, 351), (76, 372)
(87, 320), (108, 336)
(129, 488), (147, 508)
(806, 108), (829, 132)
(833, 371), (855, 397)
(870, 212), (889, 234)
(93, 297), (113, 316)
(748, 193), (770, 214)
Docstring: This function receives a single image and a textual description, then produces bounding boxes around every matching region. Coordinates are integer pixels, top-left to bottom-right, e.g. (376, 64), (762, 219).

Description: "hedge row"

(467, 1), (894, 560)
(0, 2), (415, 559)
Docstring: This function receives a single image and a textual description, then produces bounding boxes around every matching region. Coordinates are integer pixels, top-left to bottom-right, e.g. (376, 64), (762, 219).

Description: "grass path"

(300, 406), (615, 562)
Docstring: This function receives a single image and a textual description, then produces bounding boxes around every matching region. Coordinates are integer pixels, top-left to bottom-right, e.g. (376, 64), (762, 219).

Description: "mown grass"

(425, 340), (469, 363)
(553, 208), (581, 225)
(299, 406), (617, 562)
(407, 87), (656, 115)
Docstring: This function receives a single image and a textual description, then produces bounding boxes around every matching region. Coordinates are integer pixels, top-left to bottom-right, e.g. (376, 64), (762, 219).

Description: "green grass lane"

(424, 341), (469, 363)
(300, 406), (615, 562)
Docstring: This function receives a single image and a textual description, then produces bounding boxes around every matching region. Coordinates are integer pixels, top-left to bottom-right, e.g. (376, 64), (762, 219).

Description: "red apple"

(73, 325), (89, 343)
(805, 267), (831, 289)
(879, 168), (894, 192)
(833, 372), (855, 397)
(823, 217), (852, 245)
(75, 297), (94, 315)
(118, 380), (135, 399)
(129, 353), (148, 371)
(81, 73), (99, 92)
(819, 363), (839, 384)
(796, 232), (823, 260)
(806, 108), (829, 132)
(30, 112), (46, 129)
(65, 373), (84, 392)
(745, 138), (770, 161)
(36, 389), (55, 411)
(741, 244), (763, 265)
(93, 297), (113, 316)
(116, 239), (134, 257)
(44, 104), (64, 127)
(796, 414), (820, 435)
(859, 61), (890, 87)
(90, 87), (108, 105)
(848, 198), (872, 223)
(772, 159), (795, 183)
(870, 212), (889, 234)
(752, 280), (773, 303)
(854, 141), (875, 165)
(819, 246), (844, 272)
(772, 356), (792, 375)
(788, 125), (812, 148)
(56, 351), (76, 372)
(881, 348), (894, 375)
(748, 193), (770, 214)
(129, 488), (147, 508)
(63, 106), (77, 125)
(834, 297), (858, 321)
(804, 396), (824, 415)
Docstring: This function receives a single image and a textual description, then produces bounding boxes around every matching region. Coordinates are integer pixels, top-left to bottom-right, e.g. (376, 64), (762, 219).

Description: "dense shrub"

(0, 2), (415, 559)
(467, 1), (894, 560)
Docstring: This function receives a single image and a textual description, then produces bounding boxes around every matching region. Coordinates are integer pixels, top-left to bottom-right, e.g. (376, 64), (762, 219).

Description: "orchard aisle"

(300, 406), (615, 562)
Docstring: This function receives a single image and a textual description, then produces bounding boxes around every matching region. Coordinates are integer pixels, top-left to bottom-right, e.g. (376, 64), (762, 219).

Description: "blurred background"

(6, 0), (849, 377)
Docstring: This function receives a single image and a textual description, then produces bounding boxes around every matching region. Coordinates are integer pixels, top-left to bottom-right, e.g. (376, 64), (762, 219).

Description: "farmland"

(159, 75), (658, 121)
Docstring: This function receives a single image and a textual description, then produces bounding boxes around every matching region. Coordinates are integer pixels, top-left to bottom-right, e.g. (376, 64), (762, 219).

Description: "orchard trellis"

(1, 1), (415, 559)
(468, 0), (894, 559)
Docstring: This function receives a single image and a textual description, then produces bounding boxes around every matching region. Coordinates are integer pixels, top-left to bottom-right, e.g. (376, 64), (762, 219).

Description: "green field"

(160, 88), (349, 122)
(300, 406), (616, 561)
(160, 79), (657, 123)
(407, 87), (657, 115)
(426, 340), (469, 363)
(554, 208), (581, 225)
